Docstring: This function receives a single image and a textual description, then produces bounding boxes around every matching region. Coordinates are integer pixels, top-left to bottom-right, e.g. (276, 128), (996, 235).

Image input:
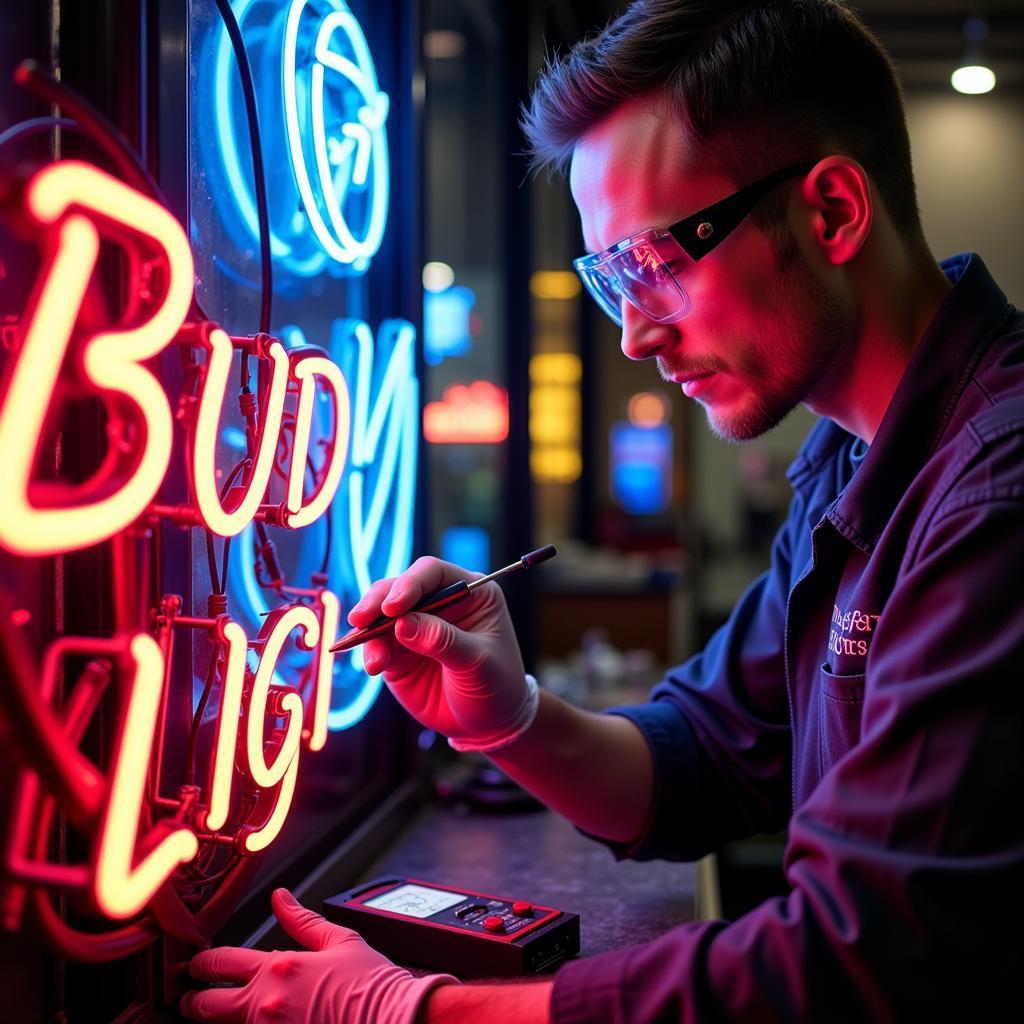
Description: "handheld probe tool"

(329, 545), (557, 653)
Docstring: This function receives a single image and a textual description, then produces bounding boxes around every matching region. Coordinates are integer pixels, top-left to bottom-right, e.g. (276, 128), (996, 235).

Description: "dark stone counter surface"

(357, 801), (698, 959)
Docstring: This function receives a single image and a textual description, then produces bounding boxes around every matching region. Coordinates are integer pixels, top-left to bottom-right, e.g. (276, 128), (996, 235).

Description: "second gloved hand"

(349, 557), (534, 750)
(180, 889), (457, 1024)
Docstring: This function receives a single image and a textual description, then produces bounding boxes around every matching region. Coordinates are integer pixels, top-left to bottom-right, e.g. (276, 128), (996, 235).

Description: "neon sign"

(227, 318), (417, 729)
(610, 422), (673, 515)
(423, 381), (509, 445)
(0, 163), (191, 557)
(424, 284), (476, 366)
(0, 160), (416, 939)
(93, 635), (201, 919)
(208, 0), (389, 277)
(529, 352), (582, 483)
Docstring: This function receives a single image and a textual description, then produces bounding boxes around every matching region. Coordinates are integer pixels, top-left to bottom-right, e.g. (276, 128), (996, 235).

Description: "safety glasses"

(573, 161), (814, 327)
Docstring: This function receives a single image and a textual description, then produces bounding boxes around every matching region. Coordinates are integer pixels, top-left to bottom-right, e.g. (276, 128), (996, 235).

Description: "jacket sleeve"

(589, 498), (800, 864)
(552, 490), (1024, 1023)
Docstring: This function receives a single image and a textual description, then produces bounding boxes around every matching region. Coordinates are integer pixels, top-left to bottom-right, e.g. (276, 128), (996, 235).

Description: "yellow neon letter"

(284, 354), (351, 530)
(191, 328), (290, 537)
(0, 162), (191, 557)
(93, 634), (199, 919)
(307, 589), (341, 752)
(242, 606), (319, 852)
(199, 621), (248, 833)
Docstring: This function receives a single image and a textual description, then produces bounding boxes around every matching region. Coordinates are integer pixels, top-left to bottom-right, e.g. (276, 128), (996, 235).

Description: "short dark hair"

(523, 0), (925, 246)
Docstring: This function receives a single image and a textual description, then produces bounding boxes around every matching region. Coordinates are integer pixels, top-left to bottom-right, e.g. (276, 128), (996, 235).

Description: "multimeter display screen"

(363, 884), (466, 919)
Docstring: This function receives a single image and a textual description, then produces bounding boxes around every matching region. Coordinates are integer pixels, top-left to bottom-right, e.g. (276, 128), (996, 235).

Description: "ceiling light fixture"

(952, 17), (996, 95)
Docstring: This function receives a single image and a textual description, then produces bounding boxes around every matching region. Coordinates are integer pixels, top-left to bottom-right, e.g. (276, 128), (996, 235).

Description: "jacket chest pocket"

(818, 663), (865, 774)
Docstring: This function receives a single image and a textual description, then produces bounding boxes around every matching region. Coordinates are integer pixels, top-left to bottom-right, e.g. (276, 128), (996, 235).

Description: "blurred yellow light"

(529, 352), (581, 483)
(530, 271), (582, 301)
(628, 391), (670, 428)
(951, 65), (996, 94)
(530, 412), (580, 445)
(530, 352), (581, 384)
(531, 448), (582, 483)
(531, 389), (580, 416)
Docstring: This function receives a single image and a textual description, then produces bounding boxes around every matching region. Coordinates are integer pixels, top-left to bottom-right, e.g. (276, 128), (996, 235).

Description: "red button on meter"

(512, 901), (534, 917)
(483, 915), (505, 932)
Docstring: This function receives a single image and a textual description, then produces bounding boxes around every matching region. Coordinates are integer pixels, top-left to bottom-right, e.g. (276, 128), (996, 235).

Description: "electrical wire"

(0, 116), (75, 151)
(217, 456), (251, 593)
(208, 0), (281, 607)
(185, 643), (221, 787)
(4, 29), (302, 950)
(320, 504), (333, 577)
(12, 62), (213, 322)
(15, 62), (168, 206)
(205, 531), (222, 596)
(219, 536), (233, 597)
(179, 851), (241, 894)
(307, 451), (333, 576)
(211, 0), (273, 335)
(194, 450), (252, 782)
(10, 8), (332, 940)
(203, 456), (251, 595)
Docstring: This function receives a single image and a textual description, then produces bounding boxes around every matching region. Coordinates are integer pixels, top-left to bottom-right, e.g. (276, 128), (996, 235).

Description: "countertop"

(356, 800), (699, 960)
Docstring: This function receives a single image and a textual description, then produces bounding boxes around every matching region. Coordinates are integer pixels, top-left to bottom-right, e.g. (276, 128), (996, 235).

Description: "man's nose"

(619, 300), (668, 362)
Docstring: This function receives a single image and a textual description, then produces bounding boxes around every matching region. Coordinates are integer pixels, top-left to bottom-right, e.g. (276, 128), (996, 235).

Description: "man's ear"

(800, 157), (873, 265)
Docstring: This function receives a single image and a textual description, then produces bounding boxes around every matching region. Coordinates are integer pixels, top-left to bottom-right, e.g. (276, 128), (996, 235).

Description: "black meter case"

(323, 876), (580, 978)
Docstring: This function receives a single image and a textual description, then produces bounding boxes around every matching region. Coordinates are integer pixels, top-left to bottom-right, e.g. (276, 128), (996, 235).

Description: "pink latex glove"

(350, 557), (534, 750)
(180, 889), (457, 1024)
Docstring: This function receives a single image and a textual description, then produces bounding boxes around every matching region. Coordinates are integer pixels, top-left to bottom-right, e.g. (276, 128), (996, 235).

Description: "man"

(182, 1), (1024, 1021)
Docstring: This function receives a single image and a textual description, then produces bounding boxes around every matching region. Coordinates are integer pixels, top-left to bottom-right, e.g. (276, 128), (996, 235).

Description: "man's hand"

(179, 889), (457, 1024)
(351, 557), (532, 748)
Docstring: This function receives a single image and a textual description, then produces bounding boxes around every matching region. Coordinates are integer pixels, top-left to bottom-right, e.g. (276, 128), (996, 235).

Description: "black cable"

(320, 508), (333, 577)
(185, 643), (221, 787)
(15, 61), (168, 206)
(206, 457), (251, 596)
(220, 536), (232, 596)
(212, 0), (284, 594)
(308, 453), (333, 576)
(205, 531), (221, 595)
(0, 116), (75, 152)
(211, 0), (273, 335)
(181, 853), (240, 892)
(13, 63), (214, 323)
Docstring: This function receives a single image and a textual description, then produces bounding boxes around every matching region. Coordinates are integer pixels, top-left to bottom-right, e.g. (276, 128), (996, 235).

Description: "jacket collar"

(787, 253), (1013, 551)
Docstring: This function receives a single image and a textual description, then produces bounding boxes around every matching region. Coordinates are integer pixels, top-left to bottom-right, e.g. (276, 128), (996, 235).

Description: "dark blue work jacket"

(552, 254), (1024, 1023)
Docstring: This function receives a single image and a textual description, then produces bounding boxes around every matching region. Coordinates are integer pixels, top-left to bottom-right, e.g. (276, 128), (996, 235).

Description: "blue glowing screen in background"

(439, 526), (490, 575)
(610, 422), (673, 516)
(199, 0), (390, 280)
(423, 285), (475, 366)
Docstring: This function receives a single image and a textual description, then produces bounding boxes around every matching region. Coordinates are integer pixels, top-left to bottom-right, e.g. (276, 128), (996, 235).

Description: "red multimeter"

(323, 877), (580, 977)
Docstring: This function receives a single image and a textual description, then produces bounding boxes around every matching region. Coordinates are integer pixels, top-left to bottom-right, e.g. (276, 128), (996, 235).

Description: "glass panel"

(185, 0), (418, 917)
(423, 0), (508, 574)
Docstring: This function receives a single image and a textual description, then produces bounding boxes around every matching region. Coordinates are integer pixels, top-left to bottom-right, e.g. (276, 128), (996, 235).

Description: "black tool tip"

(521, 544), (557, 568)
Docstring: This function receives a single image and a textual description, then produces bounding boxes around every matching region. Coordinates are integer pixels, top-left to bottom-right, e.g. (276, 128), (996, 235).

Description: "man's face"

(569, 97), (850, 441)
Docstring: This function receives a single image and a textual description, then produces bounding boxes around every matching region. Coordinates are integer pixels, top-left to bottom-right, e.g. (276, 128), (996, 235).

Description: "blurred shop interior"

(0, 0), (1022, 1019)
(420, 0), (1024, 920)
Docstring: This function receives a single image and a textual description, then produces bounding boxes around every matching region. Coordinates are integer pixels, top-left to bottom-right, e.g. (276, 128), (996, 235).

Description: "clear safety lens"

(574, 231), (692, 327)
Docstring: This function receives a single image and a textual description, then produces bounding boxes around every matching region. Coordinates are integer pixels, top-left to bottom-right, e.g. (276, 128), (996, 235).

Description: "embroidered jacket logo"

(828, 604), (881, 659)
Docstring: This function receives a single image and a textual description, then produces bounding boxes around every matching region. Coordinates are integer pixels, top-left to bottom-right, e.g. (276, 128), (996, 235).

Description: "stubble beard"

(704, 247), (850, 443)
